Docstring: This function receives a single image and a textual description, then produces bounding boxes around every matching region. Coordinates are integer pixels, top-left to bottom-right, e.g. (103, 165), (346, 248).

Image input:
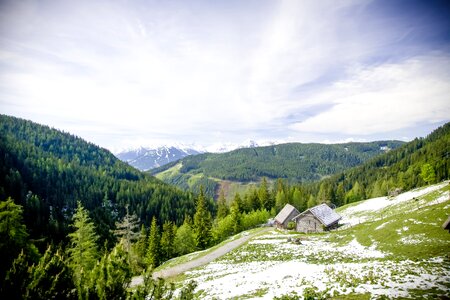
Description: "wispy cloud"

(1, 0), (449, 150)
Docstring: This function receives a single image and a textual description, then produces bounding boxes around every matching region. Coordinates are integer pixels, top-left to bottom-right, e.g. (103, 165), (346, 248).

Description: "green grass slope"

(170, 182), (450, 299)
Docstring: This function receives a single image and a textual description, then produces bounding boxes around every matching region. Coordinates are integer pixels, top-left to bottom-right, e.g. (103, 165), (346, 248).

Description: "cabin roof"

(292, 203), (341, 227)
(275, 204), (300, 224)
(443, 215), (450, 230)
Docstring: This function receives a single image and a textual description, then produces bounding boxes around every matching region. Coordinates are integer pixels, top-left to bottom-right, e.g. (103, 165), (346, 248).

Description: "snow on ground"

(339, 181), (449, 227)
(179, 183), (450, 299)
(186, 230), (449, 299)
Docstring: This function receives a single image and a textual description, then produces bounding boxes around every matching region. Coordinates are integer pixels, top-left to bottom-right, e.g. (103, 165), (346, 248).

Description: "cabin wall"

(295, 212), (324, 233)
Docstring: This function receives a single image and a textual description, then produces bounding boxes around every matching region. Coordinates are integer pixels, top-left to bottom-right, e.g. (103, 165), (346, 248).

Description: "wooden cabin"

(274, 204), (300, 229)
(292, 204), (341, 233)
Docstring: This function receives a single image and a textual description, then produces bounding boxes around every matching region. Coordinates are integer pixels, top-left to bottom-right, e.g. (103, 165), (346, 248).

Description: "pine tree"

(160, 221), (175, 262)
(67, 201), (99, 299)
(193, 187), (212, 249)
(258, 177), (273, 211)
(146, 217), (160, 268)
(216, 189), (229, 219)
(230, 193), (242, 234)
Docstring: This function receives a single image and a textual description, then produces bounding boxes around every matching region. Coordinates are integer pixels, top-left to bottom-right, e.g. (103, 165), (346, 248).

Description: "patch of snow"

(375, 221), (392, 230)
(428, 191), (449, 206)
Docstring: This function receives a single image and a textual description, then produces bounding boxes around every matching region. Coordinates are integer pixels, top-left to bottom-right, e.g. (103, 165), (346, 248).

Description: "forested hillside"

(152, 141), (404, 199)
(0, 115), (199, 246)
(308, 122), (450, 206)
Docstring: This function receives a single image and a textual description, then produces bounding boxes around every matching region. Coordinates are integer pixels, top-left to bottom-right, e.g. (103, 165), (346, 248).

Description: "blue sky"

(1, 0), (449, 152)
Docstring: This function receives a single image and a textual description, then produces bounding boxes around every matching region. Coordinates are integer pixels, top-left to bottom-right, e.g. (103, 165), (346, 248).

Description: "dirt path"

(131, 227), (272, 286)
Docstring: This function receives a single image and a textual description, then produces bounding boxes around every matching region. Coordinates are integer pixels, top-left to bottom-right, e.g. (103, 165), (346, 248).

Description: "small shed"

(292, 204), (341, 233)
(442, 216), (450, 233)
(274, 204), (300, 229)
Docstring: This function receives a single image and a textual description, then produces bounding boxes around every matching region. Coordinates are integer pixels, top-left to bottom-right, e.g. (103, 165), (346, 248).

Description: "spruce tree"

(216, 189), (229, 219)
(146, 217), (160, 268)
(160, 221), (175, 262)
(230, 193), (242, 234)
(193, 187), (212, 249)
(258, 178), (273, 211)
(67, 201), (99, 299)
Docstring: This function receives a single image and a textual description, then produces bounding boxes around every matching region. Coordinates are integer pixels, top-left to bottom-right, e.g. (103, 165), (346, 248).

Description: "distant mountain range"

(116, 146), (201, 171)
(115, 140), (280, 170)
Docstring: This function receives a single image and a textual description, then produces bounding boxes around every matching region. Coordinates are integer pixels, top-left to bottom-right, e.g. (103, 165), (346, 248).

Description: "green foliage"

(3, 246), (75, 300)
(216, 188), (229, 219)
(420, 163), (436, 184)
(0, 198), (30, 284)
(0, 114), (196, 246)
(146, 217), (161, 268)
(174, 219), (196, 256)
(27, 246), (75, 300)
(193, 187), (212, 249)
(128, 268), (197, 300)
(67, 202), (99, 298)
(91, 242), (132, 300)
(133, 224), (148, 272)
(312, 122), (450, 207)
(160, 221), (176, 262)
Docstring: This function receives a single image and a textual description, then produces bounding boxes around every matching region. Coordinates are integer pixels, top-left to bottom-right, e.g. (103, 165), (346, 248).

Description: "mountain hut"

(274, 204), (300, 229)
(292, 203), (341, 233)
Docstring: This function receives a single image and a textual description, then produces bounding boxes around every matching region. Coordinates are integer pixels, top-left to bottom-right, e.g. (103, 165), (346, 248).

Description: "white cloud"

(0, 0), (449, 149)
(290, 55), (450, 135)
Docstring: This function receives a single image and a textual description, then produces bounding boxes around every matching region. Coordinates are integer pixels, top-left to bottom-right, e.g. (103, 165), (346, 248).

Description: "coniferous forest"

(0, 114), (449, 299)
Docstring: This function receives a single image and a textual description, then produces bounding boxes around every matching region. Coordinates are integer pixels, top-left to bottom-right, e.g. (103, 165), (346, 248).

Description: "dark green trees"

(193, 188), (212, 249)
(146, 217), (160, 268)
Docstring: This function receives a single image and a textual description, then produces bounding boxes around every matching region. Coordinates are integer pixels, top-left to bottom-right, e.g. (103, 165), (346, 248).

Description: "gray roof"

(275, 204), (300, 224)
(293, 203), (341, 227)
(443, 216), (450, 230)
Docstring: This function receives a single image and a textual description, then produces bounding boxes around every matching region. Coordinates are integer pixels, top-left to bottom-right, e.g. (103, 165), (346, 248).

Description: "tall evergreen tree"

(146, 217), (160, 268)
(216, 189), (229, 219)
(230, 193), (242, 234)
(193, 187), (212, 249)
(258, 177), (273, 211)
(160, 221), (175, 262)
(67, 201), (99, 299)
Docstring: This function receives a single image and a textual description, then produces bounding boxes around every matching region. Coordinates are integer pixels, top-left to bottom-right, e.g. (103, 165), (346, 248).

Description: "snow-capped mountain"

(116, 140), (284, 170)
(116, 146), (201, 171)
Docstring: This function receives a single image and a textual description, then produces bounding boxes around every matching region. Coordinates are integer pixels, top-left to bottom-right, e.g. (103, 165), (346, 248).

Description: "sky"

(1, 0), (449, 152)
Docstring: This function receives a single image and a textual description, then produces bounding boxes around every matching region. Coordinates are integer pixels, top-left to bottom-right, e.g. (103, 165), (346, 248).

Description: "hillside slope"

(152, 141), (404, 199)
(0, 115), (196, 244)
(308, 122), (450, 207)
(172, 182), (450, 299)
